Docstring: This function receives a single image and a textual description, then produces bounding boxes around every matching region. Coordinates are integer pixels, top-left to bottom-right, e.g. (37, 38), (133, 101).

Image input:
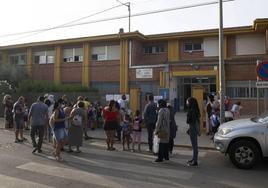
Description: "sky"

(0, 0), (268, 46)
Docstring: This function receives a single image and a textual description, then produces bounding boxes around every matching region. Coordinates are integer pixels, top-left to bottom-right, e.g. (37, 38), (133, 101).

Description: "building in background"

(0, 18), (268, 115)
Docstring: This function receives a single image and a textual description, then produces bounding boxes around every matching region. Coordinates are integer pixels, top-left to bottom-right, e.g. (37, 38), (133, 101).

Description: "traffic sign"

(256, 81), (268, 88)
(256, 61), (268, 81)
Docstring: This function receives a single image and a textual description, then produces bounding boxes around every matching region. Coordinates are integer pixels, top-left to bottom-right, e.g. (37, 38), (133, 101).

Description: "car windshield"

(251, 111), (268, 123)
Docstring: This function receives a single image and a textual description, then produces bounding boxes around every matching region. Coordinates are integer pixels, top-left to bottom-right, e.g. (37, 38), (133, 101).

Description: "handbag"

(158, 130), (168, 139)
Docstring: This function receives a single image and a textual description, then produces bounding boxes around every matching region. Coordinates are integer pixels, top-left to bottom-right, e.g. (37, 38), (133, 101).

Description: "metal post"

(128, 2), (131, 32)
(219, 0), (225, 123)
(257, 60), (260, 116)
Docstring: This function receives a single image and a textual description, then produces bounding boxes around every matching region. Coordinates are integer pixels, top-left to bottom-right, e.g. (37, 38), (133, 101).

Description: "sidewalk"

(0, 112), (215, 149)
(87, 112), (215, 149)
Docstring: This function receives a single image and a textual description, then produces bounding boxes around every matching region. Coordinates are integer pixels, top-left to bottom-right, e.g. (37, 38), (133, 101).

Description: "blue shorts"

(53, 128), (68, 142)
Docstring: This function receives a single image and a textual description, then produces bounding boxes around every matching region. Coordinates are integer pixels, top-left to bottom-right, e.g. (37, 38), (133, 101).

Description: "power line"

(0, 4), (124, 39)
(0, 0), (234, 45)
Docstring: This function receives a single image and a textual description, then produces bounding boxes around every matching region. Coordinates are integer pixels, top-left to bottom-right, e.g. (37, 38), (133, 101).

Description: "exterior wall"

(61, 63), (82, 83)
(225, 63), (257, 81)
(226, 35), (236, 58)
(32, 64), (54, 81)
(180, 39), (204, 60)
(231, 99), (265, 115)
(90, 60), (120, 82)
(132, 40), (168, 65)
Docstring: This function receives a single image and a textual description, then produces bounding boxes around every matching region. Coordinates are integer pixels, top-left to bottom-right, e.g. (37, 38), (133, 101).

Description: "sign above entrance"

(256, 61), (268, 81)
(136, 68), (153, 79)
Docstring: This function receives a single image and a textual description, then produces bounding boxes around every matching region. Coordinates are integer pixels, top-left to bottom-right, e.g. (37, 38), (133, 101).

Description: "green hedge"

(17, 80), (98, 93)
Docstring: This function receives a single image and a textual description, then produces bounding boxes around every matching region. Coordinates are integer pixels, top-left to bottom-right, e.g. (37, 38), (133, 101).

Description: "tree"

(0, 63), (29, 88)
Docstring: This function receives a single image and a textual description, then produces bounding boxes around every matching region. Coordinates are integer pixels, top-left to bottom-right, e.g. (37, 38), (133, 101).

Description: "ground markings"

(0, 174), (54, 188)
(17, 162), (126, 188)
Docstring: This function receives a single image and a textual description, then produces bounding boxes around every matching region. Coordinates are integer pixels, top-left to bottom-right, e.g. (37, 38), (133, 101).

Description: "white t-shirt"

(118, 99), (126, 109)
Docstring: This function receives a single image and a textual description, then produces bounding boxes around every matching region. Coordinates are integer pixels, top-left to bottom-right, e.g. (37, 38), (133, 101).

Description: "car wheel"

(228, 140), (260, 169)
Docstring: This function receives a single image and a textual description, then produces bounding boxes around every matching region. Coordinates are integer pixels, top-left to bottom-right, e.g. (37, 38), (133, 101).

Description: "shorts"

(104, 121), (117, 131)
(53, 128), (68, 142)
(132, 131), (141, 143)
(14, 118), (24, 130)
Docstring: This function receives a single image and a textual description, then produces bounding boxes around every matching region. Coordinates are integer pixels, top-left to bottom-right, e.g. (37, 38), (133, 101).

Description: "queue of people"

(3, 92), (242, 166)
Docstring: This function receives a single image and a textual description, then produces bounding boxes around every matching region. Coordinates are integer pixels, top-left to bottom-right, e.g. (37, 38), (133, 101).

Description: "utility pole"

(116, 0), (131, 32)
(219, 0), (225, 123)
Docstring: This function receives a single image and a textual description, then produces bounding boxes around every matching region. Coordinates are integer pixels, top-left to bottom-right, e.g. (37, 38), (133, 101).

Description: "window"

(9, 53), (26, 65)
(236, 34), (265, 55)
(63, 47), (83, 62)
(143, 45), (165, 54)
(33, 50), (54, 64)
(184, 42), (203, 52)
(91, 45), (120, 61)
(226, 81), (264, 98)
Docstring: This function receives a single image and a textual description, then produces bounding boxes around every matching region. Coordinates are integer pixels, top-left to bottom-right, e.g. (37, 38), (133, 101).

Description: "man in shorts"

(28, 96), (48, 153)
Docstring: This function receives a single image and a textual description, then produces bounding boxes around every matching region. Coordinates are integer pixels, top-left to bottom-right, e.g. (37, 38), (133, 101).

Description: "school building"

(0, 18), (268, 115)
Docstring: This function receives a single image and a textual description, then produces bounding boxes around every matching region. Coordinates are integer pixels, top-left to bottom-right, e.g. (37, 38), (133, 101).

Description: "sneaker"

(84, 136), (90, 140)
(187, 161), (198, 167)
(187, 159), (194, 164)
(153, 159), (163, 163)
(14, 139), (20, 143)
(37, 149), (42, 153)
(32, 148), (38, 153)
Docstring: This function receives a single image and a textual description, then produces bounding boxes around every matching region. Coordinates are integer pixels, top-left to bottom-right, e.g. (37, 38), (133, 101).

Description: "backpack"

(73, 114), (82, 126)
(211, 114), (220, 127)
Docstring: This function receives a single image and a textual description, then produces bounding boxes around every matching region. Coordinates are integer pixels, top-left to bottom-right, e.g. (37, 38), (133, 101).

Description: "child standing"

(122, 114), (132, 151)
(132, 110), (142, 152)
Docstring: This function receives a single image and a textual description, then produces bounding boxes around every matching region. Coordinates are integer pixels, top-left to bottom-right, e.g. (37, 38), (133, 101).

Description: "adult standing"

(53, 101), (69, 161)
(154, 99), (170, 163)
(68, 101), (87, 153)
(205, 95), (213, 135)
(2, 94), (13, 129)
(167, 103), (177, 155)
(186, 97), (200, 167)
(102, 100), (119, 150)
(13, 96), (25, 143)
(143, 94), (157, 152)
(28, 96), (48, 153)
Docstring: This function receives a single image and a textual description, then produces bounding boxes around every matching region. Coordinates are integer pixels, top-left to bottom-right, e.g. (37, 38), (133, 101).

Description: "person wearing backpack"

(68, 101), (87, 153)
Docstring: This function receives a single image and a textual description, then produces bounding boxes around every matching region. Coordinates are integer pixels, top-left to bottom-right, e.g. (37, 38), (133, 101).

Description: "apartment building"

(0, 18), (268, 114)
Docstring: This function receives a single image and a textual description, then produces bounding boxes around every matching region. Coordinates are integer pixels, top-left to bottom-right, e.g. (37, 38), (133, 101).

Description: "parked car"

(214, 113), (268, 169)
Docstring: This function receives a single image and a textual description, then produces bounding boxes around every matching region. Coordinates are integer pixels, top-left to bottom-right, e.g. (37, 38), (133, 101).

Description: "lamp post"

(219, 0), (225, 123)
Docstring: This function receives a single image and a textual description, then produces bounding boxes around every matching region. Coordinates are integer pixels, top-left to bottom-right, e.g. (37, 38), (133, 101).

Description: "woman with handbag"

(186, 97), (200, 167)
(154, 99), (170, 163)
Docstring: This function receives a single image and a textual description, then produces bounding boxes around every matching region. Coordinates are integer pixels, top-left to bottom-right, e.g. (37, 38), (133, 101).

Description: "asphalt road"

(0, 129), (268, 188)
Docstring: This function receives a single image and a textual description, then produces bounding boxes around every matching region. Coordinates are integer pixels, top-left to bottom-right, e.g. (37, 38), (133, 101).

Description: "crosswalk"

(0, 139), (210, 188)
(0, 174), (54, 188)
